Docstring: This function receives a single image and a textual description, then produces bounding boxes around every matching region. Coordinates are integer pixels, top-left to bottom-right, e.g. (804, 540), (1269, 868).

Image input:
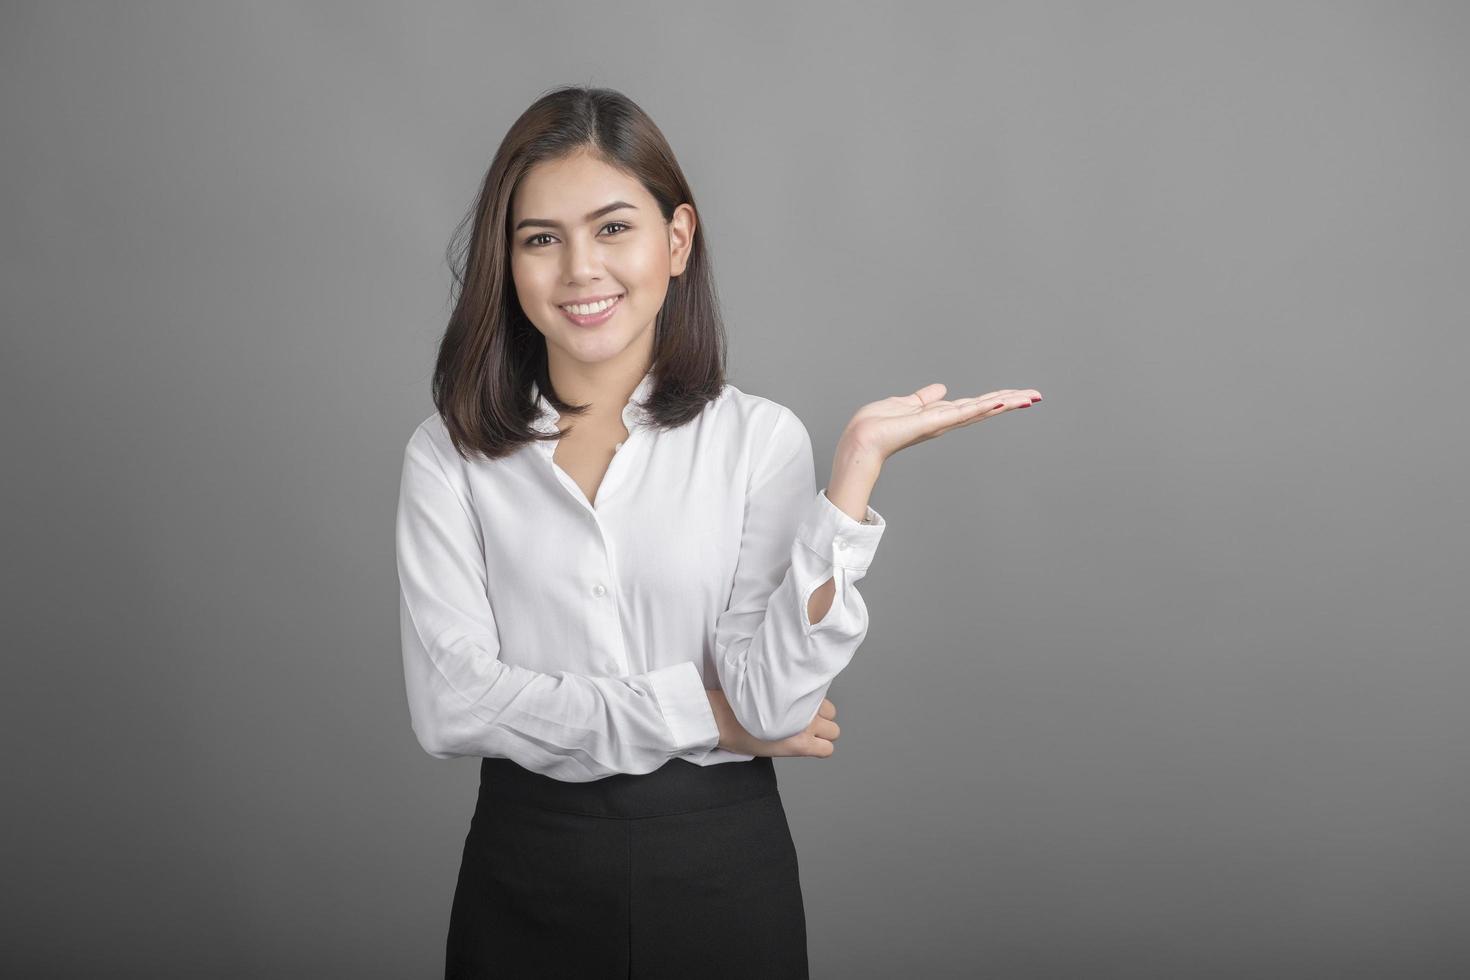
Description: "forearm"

(808, 437), (883, 624)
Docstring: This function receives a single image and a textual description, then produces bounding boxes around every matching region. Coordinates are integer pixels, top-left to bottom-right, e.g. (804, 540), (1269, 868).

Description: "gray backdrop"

(4, 2), (1467, 977)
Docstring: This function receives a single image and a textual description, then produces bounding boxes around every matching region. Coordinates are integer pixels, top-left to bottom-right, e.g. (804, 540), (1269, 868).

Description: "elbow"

(732, 680), (834, 743)
(721, 669), (830, 743)
(742, 706), (810, 744)
(756, 720), (808, 743)
(412, 718), (458, 760)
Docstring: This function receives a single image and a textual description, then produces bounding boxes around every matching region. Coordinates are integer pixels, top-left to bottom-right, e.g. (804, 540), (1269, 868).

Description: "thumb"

(908, 382), (948, 405)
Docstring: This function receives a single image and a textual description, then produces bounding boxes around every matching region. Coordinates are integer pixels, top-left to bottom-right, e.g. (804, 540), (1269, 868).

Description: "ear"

(668, 202), (697, 277)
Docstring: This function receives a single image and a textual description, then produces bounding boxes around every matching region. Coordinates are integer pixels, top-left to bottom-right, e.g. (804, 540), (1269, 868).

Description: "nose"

(563, 233), (605, 286)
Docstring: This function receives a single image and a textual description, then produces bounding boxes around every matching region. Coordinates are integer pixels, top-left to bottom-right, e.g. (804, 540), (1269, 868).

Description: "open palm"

(847, 383), (1042, 461)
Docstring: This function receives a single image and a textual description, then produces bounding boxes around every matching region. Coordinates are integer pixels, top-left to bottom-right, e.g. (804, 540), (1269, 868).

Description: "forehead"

(512, 152), (650, 220)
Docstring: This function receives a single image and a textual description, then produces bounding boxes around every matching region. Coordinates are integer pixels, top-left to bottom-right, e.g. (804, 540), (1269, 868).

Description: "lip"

(557, 292), (624, 328)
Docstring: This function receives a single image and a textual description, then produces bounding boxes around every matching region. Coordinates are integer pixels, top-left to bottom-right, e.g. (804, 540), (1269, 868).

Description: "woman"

(395, 85), (1040, 979)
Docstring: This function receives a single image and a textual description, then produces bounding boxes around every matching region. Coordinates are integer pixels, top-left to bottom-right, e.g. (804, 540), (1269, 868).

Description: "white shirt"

(395, 368), (887, 782)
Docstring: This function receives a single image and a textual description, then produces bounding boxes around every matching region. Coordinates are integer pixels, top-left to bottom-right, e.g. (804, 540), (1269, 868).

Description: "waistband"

(476, 755), (779, 819)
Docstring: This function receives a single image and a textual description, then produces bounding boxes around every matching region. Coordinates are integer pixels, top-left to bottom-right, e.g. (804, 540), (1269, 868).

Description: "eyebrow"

(514, 201), (639, 232)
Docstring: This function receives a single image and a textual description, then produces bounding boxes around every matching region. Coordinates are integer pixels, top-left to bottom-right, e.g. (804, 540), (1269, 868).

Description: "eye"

(522, 222), (631, 248)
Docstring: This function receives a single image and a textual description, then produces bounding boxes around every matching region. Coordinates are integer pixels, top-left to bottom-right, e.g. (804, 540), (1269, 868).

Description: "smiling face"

(509, 149), (695, 375)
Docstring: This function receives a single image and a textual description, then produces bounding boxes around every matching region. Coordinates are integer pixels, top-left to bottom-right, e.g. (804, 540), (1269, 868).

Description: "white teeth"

(561, 295), (620, 316)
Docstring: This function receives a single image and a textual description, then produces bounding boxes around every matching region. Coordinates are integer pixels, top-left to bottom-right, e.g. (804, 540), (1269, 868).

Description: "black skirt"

(445, 754), (809, 979)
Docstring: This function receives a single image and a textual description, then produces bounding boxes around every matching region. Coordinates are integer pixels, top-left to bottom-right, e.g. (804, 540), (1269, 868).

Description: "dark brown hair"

(431, 85), (728, 462)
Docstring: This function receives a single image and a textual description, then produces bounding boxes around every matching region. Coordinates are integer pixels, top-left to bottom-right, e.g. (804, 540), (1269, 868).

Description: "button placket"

(590, 516), (632, 676)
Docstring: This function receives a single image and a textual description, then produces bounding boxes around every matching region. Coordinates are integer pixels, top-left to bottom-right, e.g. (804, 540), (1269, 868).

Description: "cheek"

(621, 244), (672, 300)
(623, 238), (670, 279)
(510, 258), (556, 312)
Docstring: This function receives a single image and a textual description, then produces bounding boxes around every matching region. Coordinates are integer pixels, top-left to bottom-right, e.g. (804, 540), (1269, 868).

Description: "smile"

(558, 293), (623, 326)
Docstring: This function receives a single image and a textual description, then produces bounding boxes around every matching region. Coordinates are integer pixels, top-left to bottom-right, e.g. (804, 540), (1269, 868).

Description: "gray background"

(4, 2), (1467, 977)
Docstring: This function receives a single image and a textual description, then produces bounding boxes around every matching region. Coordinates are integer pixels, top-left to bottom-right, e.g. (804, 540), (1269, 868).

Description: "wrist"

(827, 439), (881, 526)
(705, 690), (732, 750)
(834, 430), (885, 475)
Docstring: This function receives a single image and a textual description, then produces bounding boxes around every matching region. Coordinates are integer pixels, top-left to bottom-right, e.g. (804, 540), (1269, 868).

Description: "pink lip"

(558, 293), (623, 328)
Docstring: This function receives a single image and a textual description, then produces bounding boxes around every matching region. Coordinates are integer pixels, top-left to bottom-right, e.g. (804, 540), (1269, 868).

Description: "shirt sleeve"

(711, 407), (887, 743)
(395, 432), (721, 783)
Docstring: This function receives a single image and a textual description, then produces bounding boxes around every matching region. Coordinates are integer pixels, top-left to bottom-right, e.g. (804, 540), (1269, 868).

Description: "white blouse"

(395, 368), (887, 782)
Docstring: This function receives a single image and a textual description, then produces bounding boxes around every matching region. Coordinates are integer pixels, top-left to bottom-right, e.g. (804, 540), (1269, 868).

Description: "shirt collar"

(529, 368), (657, 437)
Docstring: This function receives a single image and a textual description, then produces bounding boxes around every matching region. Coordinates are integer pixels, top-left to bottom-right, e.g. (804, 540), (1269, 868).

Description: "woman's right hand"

(705, 689), (840, 758)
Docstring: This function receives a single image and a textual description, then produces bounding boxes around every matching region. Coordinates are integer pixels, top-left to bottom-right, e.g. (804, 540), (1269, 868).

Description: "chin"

(552, 335), (632, 363)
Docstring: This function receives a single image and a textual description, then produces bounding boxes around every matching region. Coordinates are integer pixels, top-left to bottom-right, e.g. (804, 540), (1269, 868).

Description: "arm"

(710, 408), (887, 743)
(708, 381), (1041, 746)
(395, 434), (720, 783)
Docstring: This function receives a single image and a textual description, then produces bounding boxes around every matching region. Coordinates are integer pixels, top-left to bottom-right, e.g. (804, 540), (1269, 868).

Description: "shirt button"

(835, 537), (847, 551)
(591, 583), (607, 597)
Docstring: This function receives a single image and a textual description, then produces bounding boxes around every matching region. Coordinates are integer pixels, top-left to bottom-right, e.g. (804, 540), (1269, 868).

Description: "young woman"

(395, 85), (1040, 979)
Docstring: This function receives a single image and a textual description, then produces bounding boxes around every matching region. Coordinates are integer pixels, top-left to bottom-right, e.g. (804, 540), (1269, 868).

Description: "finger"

(901, 389), (1040, 445)
(913, 398), (1007, 438)
(934, 390), (1018, 418)
(817, 698), (836, 720)
(942, 399), (1005, 421)
(777, 734), (832, 758)
(956, 390), (1023, 410)
(810, 718), (840, 741)
(946, 391), (1040, 427)
(970, 389), (1040, 406)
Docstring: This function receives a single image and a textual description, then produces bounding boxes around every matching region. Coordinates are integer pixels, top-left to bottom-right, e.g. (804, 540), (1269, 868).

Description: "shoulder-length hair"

(431, 85), (728, 462)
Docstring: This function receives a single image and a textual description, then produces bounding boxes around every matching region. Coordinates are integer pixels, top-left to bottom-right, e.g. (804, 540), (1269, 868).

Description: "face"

(509, 149), (695, 373)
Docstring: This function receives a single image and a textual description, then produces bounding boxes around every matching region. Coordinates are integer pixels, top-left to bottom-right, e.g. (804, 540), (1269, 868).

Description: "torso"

(409, 381), (786, 683)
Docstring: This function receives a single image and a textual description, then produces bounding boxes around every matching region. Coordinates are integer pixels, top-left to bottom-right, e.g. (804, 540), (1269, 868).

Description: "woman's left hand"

(841, 383), (1042, 463)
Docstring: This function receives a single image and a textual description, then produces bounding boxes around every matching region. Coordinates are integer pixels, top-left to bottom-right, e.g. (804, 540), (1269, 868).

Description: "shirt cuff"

(795, 488), (887, 571)
(680, 745), (756, 765)
(645, 661), (721, 755)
